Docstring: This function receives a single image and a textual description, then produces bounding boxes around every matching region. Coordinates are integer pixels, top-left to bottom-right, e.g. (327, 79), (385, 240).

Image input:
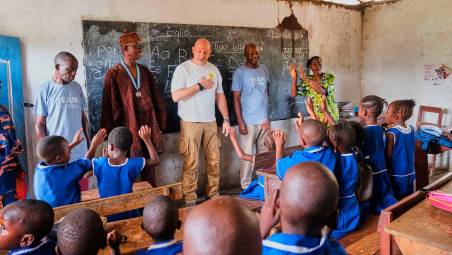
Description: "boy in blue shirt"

(276, 118), (336, 179)
(385, 99), (416, 199)
(93, 125), (160, 221)
(136, 195), (182, 255)
(260, 162), (346, 255)
(0, 199), (56, 255)
(34, 128), (106, 207)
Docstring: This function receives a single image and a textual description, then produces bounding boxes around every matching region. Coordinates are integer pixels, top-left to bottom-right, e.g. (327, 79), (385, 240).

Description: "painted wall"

(0, 0), (362, 190)
(362, 0), (452, 169)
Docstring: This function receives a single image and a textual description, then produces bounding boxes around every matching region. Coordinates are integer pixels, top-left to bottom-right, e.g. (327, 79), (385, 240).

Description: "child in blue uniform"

(0, 200), (56, 255)
(34, 129), (106, 207)
(93, 125), (160, 221)
(358, 95), (397, 213)
(385, 99), (416, 199)
(260, 162), (346, 255)
(135, 195), (182, 255)
(328, 122), (361, 239)
(56, 208), (123, 255)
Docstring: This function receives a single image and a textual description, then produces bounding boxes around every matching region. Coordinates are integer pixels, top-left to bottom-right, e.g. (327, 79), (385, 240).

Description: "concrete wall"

(362, 0), (452, 169)
(0, 0), (362, 190)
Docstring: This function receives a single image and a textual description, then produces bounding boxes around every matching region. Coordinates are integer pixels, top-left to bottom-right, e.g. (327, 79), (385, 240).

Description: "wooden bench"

(341, 215), (380, 255)
(53, 182), (183, 221)
(81, 181), (153, 201)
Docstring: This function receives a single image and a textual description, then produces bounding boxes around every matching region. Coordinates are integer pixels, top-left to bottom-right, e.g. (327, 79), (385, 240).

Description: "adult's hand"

(199, 76), (214, 90)
(289, 63), (297, 80)
(238, 121), (248, 135)
(222, 121), (231, 137)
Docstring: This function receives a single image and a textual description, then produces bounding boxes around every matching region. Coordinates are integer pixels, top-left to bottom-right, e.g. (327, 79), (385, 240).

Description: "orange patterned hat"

(119, 31), (140, 49)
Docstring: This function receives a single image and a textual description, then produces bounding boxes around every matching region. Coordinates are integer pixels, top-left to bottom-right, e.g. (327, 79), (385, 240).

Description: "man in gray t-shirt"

(232, 43), (270, 189)
(34, 52), (89, 161)
(171, 38), (230, 203)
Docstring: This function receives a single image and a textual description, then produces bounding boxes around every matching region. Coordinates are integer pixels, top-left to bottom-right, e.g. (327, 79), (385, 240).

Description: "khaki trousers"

(239, 124), (269, 189)
(180, 120), (220, 201)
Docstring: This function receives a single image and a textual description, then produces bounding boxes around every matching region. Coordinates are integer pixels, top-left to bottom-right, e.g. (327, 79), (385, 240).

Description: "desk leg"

(415, 140), (429, 190)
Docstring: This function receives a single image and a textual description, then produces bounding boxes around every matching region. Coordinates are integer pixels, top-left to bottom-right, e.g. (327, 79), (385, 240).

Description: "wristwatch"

(224, 119), (230, 123)
(197, 82), (204, 91)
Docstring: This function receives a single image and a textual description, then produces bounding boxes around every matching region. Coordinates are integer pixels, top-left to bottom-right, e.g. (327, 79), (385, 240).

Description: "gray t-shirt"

(34, 80), (88, 161)
(231, 64), (270, 125)
(171, 60), (223, 122)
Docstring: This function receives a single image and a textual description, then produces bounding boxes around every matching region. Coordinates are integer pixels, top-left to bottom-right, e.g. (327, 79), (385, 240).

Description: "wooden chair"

(415, 105), (444, 177)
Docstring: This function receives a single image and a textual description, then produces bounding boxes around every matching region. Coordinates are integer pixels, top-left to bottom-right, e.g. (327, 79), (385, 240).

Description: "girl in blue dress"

(358, 95), (397, 213)
(328, 121), (361, 239)
(385, 99), (416, 199)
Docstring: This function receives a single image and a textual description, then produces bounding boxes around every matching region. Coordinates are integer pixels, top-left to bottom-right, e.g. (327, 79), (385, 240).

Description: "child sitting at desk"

(385, 99), (416, 199)
(260, 162), (346, 255)
(93, 125), (160, 221)
(0, 199), (55, 255)
(135, 195), (182, 255)
(34, 128), (106, 207)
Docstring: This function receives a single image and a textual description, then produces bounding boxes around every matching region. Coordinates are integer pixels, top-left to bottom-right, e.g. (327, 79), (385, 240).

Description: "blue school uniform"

(262, 230), (346, 255)
(239, 176), (266, 201)
(386, 125), (415, 199)
(276, 146), (336, 179)
(93, 157), (145, 221)
(34, 159), (91, 207)
(8, 238), (56, 255)
(362, 125), (397, 213)
(330, 153), (360, 240)
(135, 239), (183, 255)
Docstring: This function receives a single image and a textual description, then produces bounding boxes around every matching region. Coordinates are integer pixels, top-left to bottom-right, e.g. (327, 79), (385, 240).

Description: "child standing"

(385, 100), (416, 199)
(328, 121), (361, 239)
(93, 125), (159, 221)
(34, 129), (106, 207)
(358, 95), (397, 213)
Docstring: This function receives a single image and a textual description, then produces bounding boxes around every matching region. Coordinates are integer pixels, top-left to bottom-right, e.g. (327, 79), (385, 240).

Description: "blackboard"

(82, 20), (309, 134)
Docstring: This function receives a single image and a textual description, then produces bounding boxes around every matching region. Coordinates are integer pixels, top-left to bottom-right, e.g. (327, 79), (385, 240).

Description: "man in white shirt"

(171, 38), (230, 203)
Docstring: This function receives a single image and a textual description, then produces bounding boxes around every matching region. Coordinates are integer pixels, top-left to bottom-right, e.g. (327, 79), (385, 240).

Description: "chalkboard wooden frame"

(82, 20), (309, 134)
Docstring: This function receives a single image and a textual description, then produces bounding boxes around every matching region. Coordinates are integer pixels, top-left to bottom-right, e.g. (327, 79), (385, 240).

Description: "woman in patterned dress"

(289, 56), (339, 124)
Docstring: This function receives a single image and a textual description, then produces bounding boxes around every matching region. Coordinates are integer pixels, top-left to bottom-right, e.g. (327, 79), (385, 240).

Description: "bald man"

(260, 162), (347, 254)
(275, 118), (336, 179)
(183, 196), (261, 255)
(34, 51), (90, 161)
(171, 38), (230, 204)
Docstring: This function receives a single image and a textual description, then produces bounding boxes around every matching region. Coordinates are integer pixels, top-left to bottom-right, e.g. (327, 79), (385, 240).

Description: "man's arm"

(232, 91), (247, 135)
(81, 111), (91, 147)
(216, 93), (230, 136)
(35, 116), (47, 140)
(171, 85), (200, 102)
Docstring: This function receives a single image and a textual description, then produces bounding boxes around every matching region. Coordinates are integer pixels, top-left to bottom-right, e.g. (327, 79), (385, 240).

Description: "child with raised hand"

(260, 162), (346, 255)
(93, 125), (160, 221)
(358, 95), (397, 213)
(276, 113), (336, 179)
(0, 199), (55, 255)
(135, 195), (182, 255)
(34, 128), (107, 207)
(385, 99), (416, 199)
(327, 121), (361, 239)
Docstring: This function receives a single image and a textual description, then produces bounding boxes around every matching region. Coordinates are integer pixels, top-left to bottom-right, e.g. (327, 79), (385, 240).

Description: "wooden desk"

(385, 180), (452, 254)
(415, 140), (451, 190)
(81, 181), (152, 201)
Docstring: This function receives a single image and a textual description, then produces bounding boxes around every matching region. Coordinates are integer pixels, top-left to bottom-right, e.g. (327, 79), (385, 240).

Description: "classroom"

(0, 0), (451, 254)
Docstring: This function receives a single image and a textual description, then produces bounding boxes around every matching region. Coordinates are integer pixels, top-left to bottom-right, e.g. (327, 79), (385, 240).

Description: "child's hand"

(289, 63), (297, 80)
(102, 147), (109, 158)
(138, 125), (152, 141)
(295, 112), (304, 132)
(272, 129), (287, 148)
(259, 189), (280, 238)
(71, 128), (85, 146)
(305, 97), (317, 120)
(107, 230), (126, 250)
(91, 128), (107, 147)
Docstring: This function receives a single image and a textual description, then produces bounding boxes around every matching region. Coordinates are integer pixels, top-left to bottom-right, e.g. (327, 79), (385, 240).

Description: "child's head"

(183, 196), (261, 255)
(0, 200), (54, 250)
(108, 127), (133, 155)
(348, 120), (365, 148)
(37, 136), (70, 165)
(142, 195), (180, 242)
(298, 119), (327, 147)
(56, 209), (107, 255)
(328, 121), (356, 152)
(358, 95), (387, 120)
(386, 99), (416, 125)
(279, 162), (338, 234)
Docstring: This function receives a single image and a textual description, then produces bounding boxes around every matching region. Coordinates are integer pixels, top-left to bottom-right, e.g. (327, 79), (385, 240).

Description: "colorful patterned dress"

(296, 73), (339, 123)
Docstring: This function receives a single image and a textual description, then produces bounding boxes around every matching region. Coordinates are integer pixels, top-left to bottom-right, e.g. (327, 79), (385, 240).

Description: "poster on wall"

(424, 64), (452, 86)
